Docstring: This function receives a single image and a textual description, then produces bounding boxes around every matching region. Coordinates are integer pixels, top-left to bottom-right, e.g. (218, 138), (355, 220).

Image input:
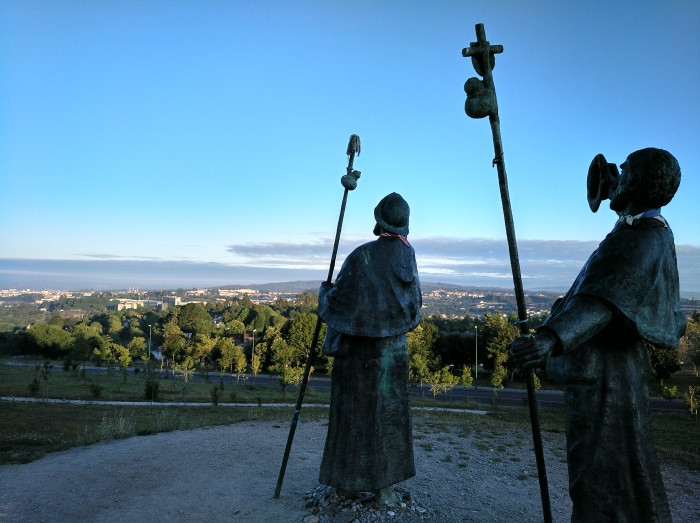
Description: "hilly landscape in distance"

(0, 259), (697, 298)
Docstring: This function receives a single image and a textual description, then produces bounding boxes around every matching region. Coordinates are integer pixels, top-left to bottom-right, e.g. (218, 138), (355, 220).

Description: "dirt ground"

(0, 416), (697, 522)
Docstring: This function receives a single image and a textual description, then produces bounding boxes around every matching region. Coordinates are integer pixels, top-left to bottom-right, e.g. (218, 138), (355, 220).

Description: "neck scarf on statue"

(379, 232), (410, 247)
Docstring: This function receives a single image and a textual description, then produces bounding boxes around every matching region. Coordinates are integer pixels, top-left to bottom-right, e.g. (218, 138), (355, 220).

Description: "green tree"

(91, 335), (115, 376)
(251, 304), (278, 331)
(106, 313), (125, 343)
(127, 336), (147, 359)
(459, 365), (474, 387)
(40, 360), (53, 400)
(114, 344), (132, 382)
(231, 344), (248, 382)
(48, 314), (64, 327)
(127, 319), (145, 342)
(192, 333), (217, 365)
(162, 319), (187, 373)
(216, 337), (236, 372)
(71, 322), (105, 368)
(482, 312), (518, 390)
(178, 303), (214, 337)
(268, 335), (304, 399)
(407, 321), (438, 391)
(679, 317), (700, 377)
(685, 386), (698, 416)
(224, 319), (246, 335)
(646, 341), (681, 386)
(26, 322), (72, 359)
(429, 366), (459, 398)
(285, 312), (318, 354)
(294, 290), (318, 310)
(172, 356), (196, 383)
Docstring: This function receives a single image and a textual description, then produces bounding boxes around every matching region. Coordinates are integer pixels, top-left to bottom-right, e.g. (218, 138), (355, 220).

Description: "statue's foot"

(374, 486), (401, 506)
(337, 489), (360, 500)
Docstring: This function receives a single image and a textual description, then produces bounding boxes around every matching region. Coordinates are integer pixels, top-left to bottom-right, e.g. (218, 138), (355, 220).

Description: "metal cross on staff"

(462, 23), (552, 523)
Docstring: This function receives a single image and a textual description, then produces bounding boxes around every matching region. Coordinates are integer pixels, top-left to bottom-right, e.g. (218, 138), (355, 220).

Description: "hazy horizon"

(2, 256), (698, 298)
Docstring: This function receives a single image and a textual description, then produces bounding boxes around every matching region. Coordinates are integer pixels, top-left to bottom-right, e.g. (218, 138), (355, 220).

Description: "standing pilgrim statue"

(317, 192), (422, 505)
(510, 147), (686, 522)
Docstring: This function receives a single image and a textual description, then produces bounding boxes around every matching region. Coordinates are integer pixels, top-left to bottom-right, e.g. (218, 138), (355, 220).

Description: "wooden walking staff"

(274, 134), (361, 499)
(462, 24), (552, 523)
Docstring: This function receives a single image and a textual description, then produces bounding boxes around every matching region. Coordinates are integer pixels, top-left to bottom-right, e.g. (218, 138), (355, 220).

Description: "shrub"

(662, 385), (677, 401)
(210, 384), (222, 406)
(144, 376), (160, 402)
(28, 378), (40, 397)
(89, 382), (104, 399)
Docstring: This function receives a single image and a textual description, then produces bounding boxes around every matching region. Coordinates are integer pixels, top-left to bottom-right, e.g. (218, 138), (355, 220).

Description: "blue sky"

(1, 1), (699, 294)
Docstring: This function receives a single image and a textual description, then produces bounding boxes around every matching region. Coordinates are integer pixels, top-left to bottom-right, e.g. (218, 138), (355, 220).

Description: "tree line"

(2, 292), (699, 397)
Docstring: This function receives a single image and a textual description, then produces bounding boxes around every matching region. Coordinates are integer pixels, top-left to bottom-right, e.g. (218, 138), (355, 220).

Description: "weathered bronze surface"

(317, 193), (421, 495)
(511, 148), (685, 522)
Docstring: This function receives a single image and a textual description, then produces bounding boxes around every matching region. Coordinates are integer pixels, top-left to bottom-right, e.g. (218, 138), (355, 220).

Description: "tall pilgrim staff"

(274, 134), (362, 499)
(462, 24), (552, 523)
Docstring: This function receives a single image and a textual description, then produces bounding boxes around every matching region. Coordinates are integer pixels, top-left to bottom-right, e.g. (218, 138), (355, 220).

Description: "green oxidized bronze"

(511, 147), (685, 522)
(317, 193), (421, 504)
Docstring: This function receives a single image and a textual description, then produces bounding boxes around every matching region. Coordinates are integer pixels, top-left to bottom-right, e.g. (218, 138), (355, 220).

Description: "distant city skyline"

(2, 236), (699, 297)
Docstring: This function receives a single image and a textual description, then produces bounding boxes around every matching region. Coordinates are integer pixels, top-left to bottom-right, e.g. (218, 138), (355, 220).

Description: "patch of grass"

(0, 363), (331, 404)
(649, 367), (699, 399)
(0, 400), (328, 464)
(652, 413), (700, 469)
(441, 454), (453, 463)
(2, 361), (698, 471)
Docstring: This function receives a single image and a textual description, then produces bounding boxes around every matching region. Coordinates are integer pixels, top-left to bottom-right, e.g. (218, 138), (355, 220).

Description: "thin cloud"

(223, 236), (700, 293)
(5, 237), (695, 294)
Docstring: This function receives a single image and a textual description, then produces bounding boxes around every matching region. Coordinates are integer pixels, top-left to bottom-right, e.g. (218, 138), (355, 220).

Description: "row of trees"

(3, 291), (699, 396)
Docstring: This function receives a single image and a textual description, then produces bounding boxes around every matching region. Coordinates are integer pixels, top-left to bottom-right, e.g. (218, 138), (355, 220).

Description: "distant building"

(161, 296), (181, 307)
(117, 299), (169, 311)
(219, 288), (259, 297)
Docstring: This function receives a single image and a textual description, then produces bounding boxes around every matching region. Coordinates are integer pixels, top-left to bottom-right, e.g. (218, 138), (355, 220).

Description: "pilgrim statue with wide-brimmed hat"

(317, 192), (422, 505)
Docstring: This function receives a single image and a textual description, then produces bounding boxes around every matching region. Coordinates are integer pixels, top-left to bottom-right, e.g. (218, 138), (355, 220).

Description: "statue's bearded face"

(609, 160), (633, 213)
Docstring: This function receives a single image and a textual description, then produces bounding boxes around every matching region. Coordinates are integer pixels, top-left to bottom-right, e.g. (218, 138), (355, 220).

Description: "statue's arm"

(511, 295), (613, 368)
(541, 294), (613, 353)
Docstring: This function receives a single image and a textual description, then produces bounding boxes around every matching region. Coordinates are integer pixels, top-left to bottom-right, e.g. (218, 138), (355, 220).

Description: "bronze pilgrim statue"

(511, 147), (686, 522)
(317, 192), (422, 505)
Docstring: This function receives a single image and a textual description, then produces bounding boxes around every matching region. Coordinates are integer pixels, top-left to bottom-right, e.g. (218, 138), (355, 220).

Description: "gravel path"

(0, 414), (697, 522)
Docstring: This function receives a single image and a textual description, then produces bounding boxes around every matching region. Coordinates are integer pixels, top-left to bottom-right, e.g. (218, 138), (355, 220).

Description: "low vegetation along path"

(0, 408), (698, 522)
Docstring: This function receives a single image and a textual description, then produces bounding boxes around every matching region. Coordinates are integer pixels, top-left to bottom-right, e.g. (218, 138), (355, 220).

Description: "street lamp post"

(148, 324), (152, 372)
(251, 329), (257, 375)
(474, 325), (478, 389)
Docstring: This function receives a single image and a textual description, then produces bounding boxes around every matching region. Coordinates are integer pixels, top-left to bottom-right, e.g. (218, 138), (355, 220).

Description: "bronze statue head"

(373, 192), (410, 236)
(611, 148), (681, 213)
